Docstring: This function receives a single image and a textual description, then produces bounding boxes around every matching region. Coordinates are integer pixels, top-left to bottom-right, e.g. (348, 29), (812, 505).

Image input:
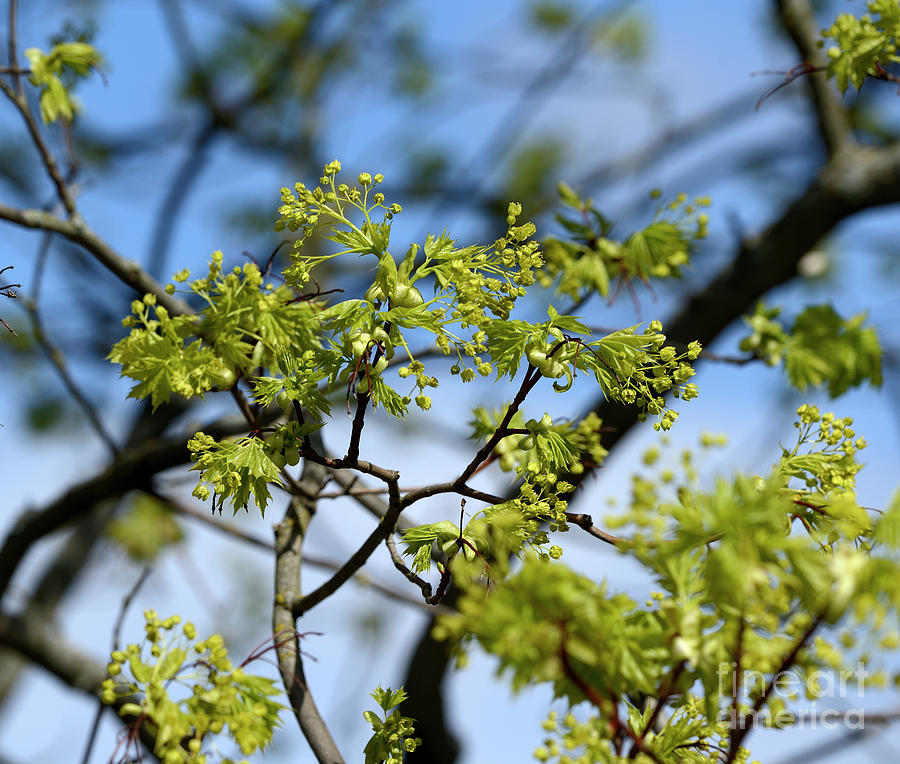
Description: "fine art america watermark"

(717, 662), (870, 730)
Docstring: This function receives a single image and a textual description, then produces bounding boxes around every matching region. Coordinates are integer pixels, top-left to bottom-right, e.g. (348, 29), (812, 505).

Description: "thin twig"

(166, 492), (437, 612)
(0, 202), (192, 314)
(454, 365), (543, 487)
(26, 229), (119, 454)
(79, 565), (153, 764)
(158, 0), (199, 70)
(773, 0), (854, 154)
(7, 0), (22, 95)
(385, 535), (433, 600)
(726, 612), (824, 761)
(25, 225), (119, 457)
(564, 512), (624, 546)
(0, 78), (77, 215)
(26, 297), (119, 454)
(293, 475), (402, 618)
(112, 567), (154, 651)
(345, 390), (369, 463)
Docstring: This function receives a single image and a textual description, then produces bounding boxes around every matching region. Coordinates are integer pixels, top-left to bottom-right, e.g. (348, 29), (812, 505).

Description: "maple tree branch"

(0, 78), (77, 215)
(0, 412), (255, 604)
(27, 294), (119, 455)
(293, 474), (402, 618)
(726, 613), (824, 761)
(454, 364), (542, 487)
(0, 203), (191, 314)
(345, 389), (369, 463)
(6, 0), (22, 94)
(273, 458), (345, 764)
(564, 512), (625, 546)
(80, 565), (153, 764)
(774, 0), (853, 155)
(385, 534), (433, 599)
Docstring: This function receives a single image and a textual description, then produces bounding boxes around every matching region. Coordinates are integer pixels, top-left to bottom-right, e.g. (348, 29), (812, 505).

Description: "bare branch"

(273, 459), (345, 764)
(0, 203), (192, 314)
(0, 78), (77, 215)
(0, 413), (255, 603)
(564, 513), (625, 546)
(27, 295), (119, 455)
(293, 472), (402, 618)
(80, 566), (153, 764)
(157, 0), (199, 70)
(773, 0), (853, 154)
(166, 492), (438, 612)
(7, 0), (22, 94)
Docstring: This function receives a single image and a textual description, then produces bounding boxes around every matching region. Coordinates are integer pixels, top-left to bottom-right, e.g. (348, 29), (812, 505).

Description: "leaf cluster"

(109, 256), (320, 412)
(106, 494), (184, 561)
(111, 163), (704, 516)
(821, 0), (900, 93)
(102, 611), (284, 764)
(539, 183), (709, 302)
(470, 407), (608, 475)
(740, 302), (882, 397)
(25, 42), (101, 123)
(187, 432), (283, 514)
(486, 309), (701, 430)
(362, 686), (421, 764)
(437, 456), (900, 762)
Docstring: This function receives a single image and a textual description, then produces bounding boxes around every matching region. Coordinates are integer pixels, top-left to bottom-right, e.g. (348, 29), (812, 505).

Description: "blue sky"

(2, 1), (900, 762)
